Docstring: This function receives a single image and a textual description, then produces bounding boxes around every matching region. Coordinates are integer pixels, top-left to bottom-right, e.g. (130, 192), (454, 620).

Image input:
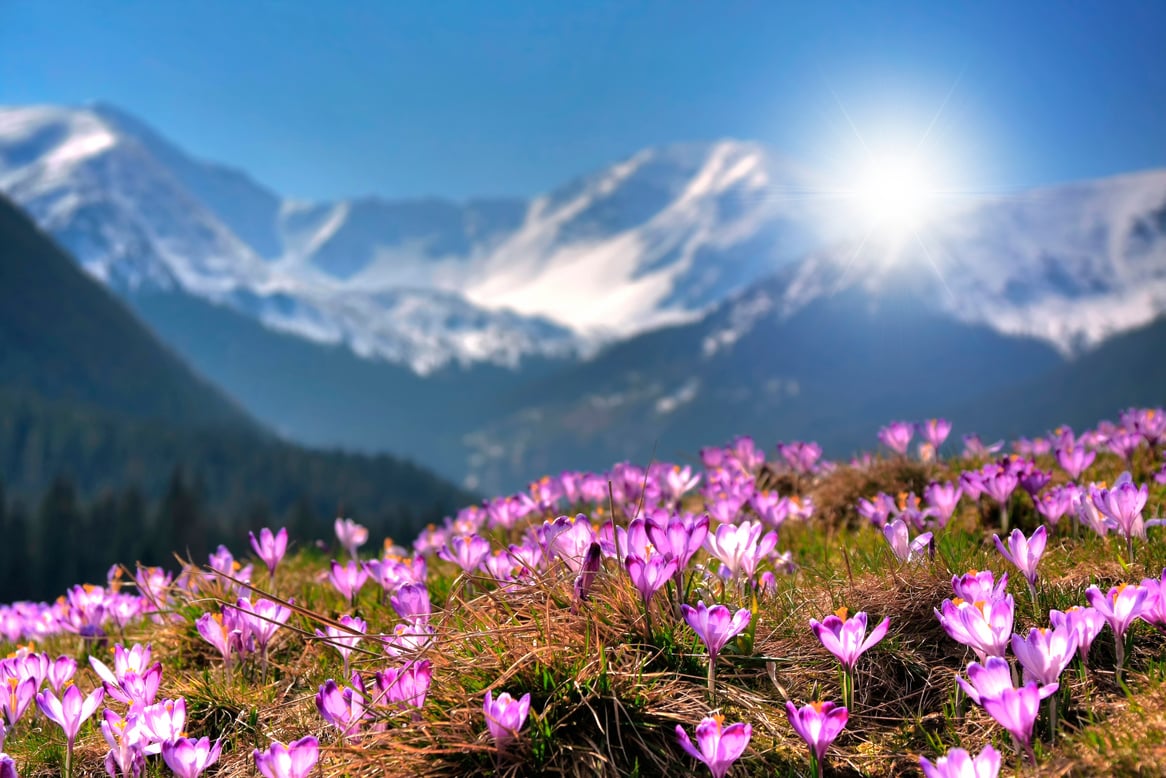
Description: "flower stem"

(841, 667), (854, 712)
(1115, 633), (1126, 686)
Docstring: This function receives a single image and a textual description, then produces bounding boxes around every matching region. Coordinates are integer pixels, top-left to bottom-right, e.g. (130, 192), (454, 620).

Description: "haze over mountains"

(1, 102), (1164, 492)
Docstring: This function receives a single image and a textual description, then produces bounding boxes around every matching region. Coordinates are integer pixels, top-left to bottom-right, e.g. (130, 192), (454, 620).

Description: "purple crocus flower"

(315, 615), (368, 677)
(919, 418), (952, 450)
(923, 482), (962, 527)
(383, 622), (437, 657)
(140, 698), (187, 744)
(100, 708), (150, 778)
(707, 491), (746, 525)
(750, 491), (792, 529)
(249, 527), (289, 580)
(1017, 466), (1051, 497)
(675, 715), (752, 778)
(703, 520), (778, 580)
(195, 612), (234, 666)
(1090, 473), (1153, 560)
(47, 656), (76, 694)
(1086, 583), (1150, 682)
(438, 533), (493, 575)
(373, 660), (433, 714)
(1035, 486), (1075, 526)
(1056, 445), (1096, 481)
(572, 541), (603, 608)
(980, 470), (1018, 506)
(682, 601), (752, 662)
(646, 512), (710, 571)
(316, 678), (367, 742)
(390, 584), (432, 625)
(1074, 485), (1111, 537)
(334, 518), (369, 559)
(951, 570), (1008, 603)
(235, 597), (293, 656)
(935, 597), (1014, 662)
(161, 737), (222, 778)
(1011, 626), (1078, 686)
(625, 551), (679, 613)
(0, 754), (14, 778)
(681, 601), (752, 692)
(1139, 569), (1166, 635)
(91, 643), (152, 682)
(895, 492), (934, 531)
(254, 736), (320, 778)
(1124, 407), (1166, 446)
(993, 526), (1047, 598)
(958, 470), (985, 501)
(810, 608), (890, 710)
(545, 514), (598, 572)
(777, 441), (823, 474)
(857, 493), (897, 529)
(809, 609), (890, 673)
(329, 560), (369, 605)
(955, 656), (1015, 706)
(729, 435), (766, 472)
(878, 422), (913, 456)
(35, 684), (104, 775)
(982, 682), (1055, 765)
(660, 465), (702, 504)
(208, 544), (253, 590)
(480, 550), (517, 587)
(962, 434), (1004, 459)
(483, 691), (531, 747)
(882, 519), (932, 564)
(919, 745), (1001, 778)
(100, 664), (163, 709)
(1049, 606), (1106, 667)
(1106, 429), (1143, 463)
(785, 701), (848, 778)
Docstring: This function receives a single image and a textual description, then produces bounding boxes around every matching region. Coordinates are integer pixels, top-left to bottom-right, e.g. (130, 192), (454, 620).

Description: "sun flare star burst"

(853, 154), (936, 235)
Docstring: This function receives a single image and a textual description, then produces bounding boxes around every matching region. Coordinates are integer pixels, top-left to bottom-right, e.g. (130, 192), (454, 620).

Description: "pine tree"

(34, 475), (81, 597)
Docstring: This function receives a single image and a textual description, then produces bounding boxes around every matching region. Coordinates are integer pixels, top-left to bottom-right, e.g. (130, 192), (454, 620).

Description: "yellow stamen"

(834, 606), (849, 622)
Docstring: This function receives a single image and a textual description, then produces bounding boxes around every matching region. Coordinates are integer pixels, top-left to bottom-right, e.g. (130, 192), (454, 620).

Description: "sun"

(853, 154), (936, 235)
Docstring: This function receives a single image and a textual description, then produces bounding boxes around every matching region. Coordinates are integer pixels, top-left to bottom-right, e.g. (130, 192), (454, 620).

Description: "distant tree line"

(0, 468), (441, 603)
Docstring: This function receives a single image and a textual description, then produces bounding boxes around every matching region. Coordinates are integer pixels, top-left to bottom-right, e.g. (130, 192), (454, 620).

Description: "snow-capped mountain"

(689, 168), (1166, 358)
(0, 104), (834, 371)
(0, 104), (579, 372)
(6, 102), (1164, 374)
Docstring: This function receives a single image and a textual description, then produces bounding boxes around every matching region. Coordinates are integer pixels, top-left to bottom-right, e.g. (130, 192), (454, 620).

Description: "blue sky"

(2, 1), (1163, 201)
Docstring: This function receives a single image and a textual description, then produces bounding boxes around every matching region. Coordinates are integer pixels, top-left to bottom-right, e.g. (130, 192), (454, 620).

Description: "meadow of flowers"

(2, 408), (1166, 777)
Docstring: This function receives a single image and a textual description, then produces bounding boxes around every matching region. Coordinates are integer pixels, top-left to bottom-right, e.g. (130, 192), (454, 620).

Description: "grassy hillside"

(0, 194), (249, 427)
(1, 410), (1164, 777)
(0, 194), (473, 600)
